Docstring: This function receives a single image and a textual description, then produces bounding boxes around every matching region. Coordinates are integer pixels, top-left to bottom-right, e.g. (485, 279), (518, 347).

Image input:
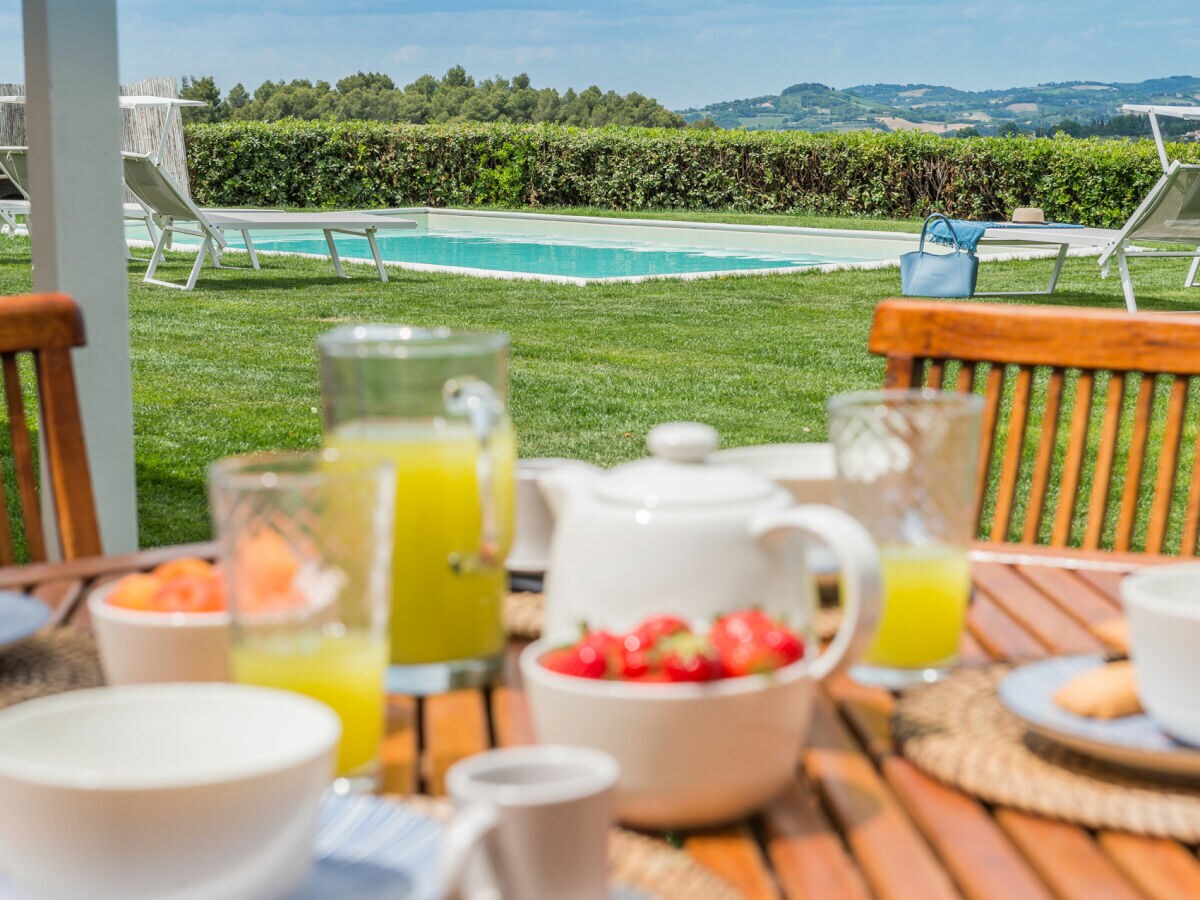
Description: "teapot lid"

(596, 423), (782, 508)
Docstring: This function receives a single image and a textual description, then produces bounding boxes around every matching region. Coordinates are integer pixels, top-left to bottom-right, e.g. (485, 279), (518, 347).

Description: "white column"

(23, 0), (138, 553)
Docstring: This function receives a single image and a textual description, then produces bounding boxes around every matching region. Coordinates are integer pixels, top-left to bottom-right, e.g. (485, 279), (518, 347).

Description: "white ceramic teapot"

(539, 422), (882, 675)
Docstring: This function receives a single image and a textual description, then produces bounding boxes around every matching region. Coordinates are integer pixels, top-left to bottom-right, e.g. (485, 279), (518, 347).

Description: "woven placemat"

(505, 591), (843, 643)
(402, 795), (737, 900)
(895, 665), (1200, 840)
(0, 630), (105, 710)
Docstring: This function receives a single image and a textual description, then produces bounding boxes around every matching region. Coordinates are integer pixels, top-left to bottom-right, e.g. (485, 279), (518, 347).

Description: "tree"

(209, 67), (686, 128)
(180, 75), (224, 123)
(225, 83), (250, 112)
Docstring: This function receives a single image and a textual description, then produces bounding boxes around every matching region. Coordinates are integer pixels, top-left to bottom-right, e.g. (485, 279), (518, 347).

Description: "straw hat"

(1010, 206), (1045, 224)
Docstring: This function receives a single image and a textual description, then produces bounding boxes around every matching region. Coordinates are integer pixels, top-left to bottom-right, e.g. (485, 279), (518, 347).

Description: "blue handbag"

(900, 214), (979, 298)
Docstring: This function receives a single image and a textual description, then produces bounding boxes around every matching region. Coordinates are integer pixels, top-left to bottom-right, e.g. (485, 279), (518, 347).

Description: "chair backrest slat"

(975, 365), (1006, 530)
(1145, 376), (1190, 553)
(1022, 367), (1066, 543)
(1082, 375), (1127, 549)
(0, 293), (100, 564)
(2, 352), (46, 561)
(869, 299), (1200, 555)
(956, 361), (977, 393)
(1181, 430), (1200, 555)
(991, 365), (1034, 542)
(1114, 374), (1157, 551)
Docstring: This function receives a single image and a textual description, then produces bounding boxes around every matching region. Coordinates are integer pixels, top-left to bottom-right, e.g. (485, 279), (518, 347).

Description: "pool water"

(210, 228), (875, 280)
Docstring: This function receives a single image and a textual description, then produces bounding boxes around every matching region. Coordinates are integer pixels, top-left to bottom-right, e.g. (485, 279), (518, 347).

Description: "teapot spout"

(537, 461), (604, 519)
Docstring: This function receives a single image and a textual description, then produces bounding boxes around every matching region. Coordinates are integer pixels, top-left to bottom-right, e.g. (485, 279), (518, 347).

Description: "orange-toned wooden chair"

(868, 299), (1200, 555)
(0, 293), (101, 563)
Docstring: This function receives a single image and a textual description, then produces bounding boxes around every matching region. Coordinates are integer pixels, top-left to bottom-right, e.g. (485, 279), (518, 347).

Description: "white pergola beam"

(23, 0), (138, 553)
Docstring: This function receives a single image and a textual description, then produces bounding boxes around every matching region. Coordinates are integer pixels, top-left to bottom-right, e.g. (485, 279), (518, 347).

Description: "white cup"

(511, 459), (602, 574)
(1121, 562), (1200, 745)
(441, 745), (619, 900)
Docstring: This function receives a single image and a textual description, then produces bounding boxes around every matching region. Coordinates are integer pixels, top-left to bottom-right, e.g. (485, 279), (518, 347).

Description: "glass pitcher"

(318, 325), (516, 694)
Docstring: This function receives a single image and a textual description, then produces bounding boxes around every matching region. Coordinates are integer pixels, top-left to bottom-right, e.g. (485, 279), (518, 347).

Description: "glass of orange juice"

(208, 450), (396, 793)
(828, 390), (982, 688)
(318, 326), (515, 695)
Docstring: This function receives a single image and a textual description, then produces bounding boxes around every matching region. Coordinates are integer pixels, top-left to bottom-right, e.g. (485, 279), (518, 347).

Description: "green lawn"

(0, 209), (1196, 552)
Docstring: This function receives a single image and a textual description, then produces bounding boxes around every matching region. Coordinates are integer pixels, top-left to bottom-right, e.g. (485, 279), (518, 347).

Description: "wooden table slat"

(972, 562), (1106, 654)
(994, 810), (1145, 900)
(421, 689), (490, 796)
(490, 685), (535, 748)
(1014, 565), (1124, 622)
(1097, 832), (1200, 900)
(380, 696), (419, 795)
(966, 591), (1047, 660)
(805, 691), (962, 900)
(683, 827), (781, 900)
(762, 780), (873, 900)
(827, 676), (1057, 900)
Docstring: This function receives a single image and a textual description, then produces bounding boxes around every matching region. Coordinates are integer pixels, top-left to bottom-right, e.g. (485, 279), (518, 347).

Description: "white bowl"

(1122, 563), (1200, 745)
(0, 683), (340, 900)
(709, 442), (836, 505)
(89, 581), (231, 685)
(519, 639), (814, 829)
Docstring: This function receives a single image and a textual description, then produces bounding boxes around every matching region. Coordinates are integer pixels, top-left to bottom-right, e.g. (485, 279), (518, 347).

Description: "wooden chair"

(868, 299), (1200, 555)
(0, 292), (101, 563)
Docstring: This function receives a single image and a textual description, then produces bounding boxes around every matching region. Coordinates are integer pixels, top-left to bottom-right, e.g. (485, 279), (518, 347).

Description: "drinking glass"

(318, 325), (516, 695)
(827, 389), (982, 688)
(208, 450), (396, 793)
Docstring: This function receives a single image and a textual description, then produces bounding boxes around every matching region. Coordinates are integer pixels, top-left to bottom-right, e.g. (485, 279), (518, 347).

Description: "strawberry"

(712, 610), (805, 676)
(619, 649), (651, 679)
(660, 632), (724, 682)
(761, 626), (804, 666)
(541, 643), (608, 679)
(627, 615), (691, 653)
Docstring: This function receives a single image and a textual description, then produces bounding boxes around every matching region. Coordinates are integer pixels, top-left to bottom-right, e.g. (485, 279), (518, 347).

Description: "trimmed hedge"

(184, 120), (1198, 228)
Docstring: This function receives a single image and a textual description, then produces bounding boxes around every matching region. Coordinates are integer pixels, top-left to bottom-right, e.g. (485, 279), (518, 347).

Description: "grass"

(1, 207), (1197, 552)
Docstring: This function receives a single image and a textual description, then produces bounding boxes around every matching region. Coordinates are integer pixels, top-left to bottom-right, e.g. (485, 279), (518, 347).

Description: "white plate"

(998, 654), (1200, 778)
(0, 593), (51, 655)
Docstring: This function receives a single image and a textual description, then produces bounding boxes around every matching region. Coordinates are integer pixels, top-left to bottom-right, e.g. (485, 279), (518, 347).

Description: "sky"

(0, 1), (1197, 110)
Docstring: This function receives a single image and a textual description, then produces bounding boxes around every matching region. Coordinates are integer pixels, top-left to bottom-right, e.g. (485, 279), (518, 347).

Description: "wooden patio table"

(3, 541), (1197, 900)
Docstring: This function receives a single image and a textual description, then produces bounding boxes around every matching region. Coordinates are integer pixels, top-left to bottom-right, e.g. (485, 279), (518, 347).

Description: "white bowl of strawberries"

(520, 609), (818, 830)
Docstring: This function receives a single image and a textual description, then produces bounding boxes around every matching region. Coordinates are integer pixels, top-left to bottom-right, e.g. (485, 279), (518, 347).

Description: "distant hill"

(680, 76), (1200, 135)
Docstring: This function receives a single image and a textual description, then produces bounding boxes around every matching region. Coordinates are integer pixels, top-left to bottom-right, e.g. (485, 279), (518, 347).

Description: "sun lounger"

(121, 152), (417, 289)
(0, 146), (158, 250)
(921, 217), (1120, 298)
(1090, 105), (1200, 311)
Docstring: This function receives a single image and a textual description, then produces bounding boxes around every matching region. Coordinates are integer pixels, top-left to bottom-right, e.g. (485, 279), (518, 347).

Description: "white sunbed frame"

(1094, 105), (1200, 312)
(971, 225), (1120, 298)
(121, 152), (418, 289)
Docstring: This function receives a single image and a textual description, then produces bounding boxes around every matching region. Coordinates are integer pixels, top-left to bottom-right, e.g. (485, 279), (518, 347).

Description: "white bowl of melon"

(89, 533), (328, 685)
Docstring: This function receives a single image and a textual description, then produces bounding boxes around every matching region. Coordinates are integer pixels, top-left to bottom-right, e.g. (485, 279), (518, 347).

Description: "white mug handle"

(440, 802), (501, 900)
(749, 504), (882, 681)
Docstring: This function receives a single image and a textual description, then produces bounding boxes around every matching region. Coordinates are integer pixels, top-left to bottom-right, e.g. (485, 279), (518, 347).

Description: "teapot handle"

(748, 505), (882, 682)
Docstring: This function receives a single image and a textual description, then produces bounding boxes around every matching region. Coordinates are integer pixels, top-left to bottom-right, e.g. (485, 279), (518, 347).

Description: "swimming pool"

(127, 208), (1064, 285)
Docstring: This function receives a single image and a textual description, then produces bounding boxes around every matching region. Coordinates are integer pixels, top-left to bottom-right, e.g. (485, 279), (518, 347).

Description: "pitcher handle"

(444, 378), (505, 571)
(749, 505), (882, 682)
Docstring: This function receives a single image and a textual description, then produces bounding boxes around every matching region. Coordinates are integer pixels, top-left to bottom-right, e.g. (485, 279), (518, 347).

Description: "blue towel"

(927, 218), (1085, 252)
(926, 219), (987, 252)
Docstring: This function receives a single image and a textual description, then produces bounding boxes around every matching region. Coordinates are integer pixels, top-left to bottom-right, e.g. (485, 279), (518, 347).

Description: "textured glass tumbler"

(828, 390), (983, 688)
(208, 450), (396, 793)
